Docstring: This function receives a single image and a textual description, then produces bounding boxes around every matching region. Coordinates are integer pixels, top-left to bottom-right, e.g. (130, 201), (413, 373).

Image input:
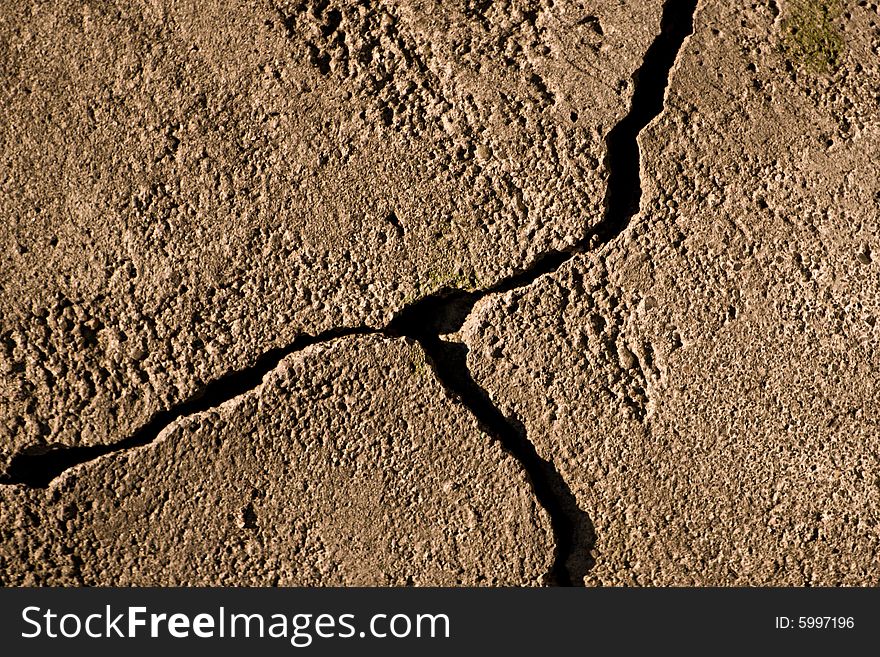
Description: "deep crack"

(411, 335), (596, 587)
(600, 0), (698, 242)
(0, 326), (373, 488)
(0, 0), (697, 587)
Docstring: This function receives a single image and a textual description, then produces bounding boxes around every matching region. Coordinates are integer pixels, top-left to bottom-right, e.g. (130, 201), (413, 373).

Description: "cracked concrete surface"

(2, 0), (880, 586)
(0, 336), (553, 585)
(0, 0), (664, 464)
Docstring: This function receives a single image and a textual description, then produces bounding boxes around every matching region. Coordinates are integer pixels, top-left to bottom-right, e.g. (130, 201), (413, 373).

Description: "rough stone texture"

(459, 1), (880, 585)
(0, 335), (553, 585)
(0, 0), (664, 465)
(3, 0), (880, 588)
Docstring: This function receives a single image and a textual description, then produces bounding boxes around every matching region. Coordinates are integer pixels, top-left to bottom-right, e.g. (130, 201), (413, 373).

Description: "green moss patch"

(782, 0), (845, 73)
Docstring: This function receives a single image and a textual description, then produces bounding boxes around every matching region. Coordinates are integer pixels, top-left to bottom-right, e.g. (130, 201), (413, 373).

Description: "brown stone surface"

(2, 0), (879, 587)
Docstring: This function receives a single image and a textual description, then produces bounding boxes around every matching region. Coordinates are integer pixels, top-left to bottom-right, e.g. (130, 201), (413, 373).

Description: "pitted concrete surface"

(2, 0), (879, 586)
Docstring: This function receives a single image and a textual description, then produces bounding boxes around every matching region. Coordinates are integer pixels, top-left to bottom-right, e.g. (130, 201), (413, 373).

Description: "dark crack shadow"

(599, 0), (697, 243)
(412, 336), (596, 586)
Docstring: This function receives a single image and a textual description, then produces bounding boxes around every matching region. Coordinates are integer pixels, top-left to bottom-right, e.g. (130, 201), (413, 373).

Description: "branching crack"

(0, 0), (697, 587)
